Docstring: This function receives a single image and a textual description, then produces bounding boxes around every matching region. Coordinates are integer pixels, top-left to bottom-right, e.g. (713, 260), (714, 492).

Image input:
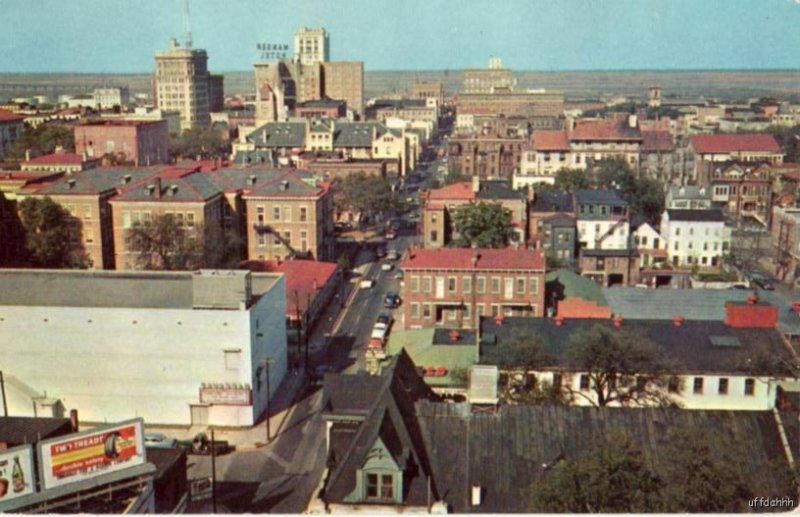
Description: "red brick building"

(74, 119), (169, 166)
(400, 247), (546, 329)
(295, 98), (347, 119)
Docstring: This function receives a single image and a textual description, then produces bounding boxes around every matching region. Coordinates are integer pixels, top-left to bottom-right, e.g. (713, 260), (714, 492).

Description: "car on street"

(359, 278), (376, 289)
(384, 292), (401, 308)
(385, 228), (396, 240)
(748, 273), (775, 290)
(376, 312), (392, 327)
(394, 270), (404, 280)
(376, 246), (387, 258)
(381, 262), (394, 271)
(145, 433), (178, 449)
(387, 249), (399, 260)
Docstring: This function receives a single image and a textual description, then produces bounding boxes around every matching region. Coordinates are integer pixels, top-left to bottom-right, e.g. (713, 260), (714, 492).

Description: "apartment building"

(574, 189), (630, 250)
(0, 109), (24, 158)
(708, 162), (772, 226)
(400, 247), (546, 329)
(321, 61), (364, 117)
(74, 119), (169, 165)
(687, 134), (783, 184)
(462, 58), (513, 94)
(91, 87), (130, 109)
(661, 209), (731, 268)
(447, 133), (525, 178)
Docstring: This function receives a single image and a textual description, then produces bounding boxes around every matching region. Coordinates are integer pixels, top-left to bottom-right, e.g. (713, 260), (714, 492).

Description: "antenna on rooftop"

(183, 0), (193, 49)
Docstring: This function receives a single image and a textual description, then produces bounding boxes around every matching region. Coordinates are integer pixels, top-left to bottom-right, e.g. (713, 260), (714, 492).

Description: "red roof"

(570, 119), (641, 141)
(26, 152), (87, 165)
(427, 182), (475, 201)
(641, 130), (674, 152)
(532, 130), (570, 151)
(689, 134), (782, 154)
(242, 259), (339, 315)
(0, 109), (24, 123)
(401, 247), (545, 271)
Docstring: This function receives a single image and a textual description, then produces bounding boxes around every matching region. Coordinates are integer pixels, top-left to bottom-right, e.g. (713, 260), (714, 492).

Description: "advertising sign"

(199, 385), (252, 406)
(0, 445), (35, 502)
(38, 419), (146, 490)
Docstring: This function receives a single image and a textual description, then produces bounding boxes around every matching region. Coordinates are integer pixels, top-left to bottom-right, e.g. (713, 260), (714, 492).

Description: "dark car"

(376, 312), (392, 326)
(375, 246), (387, 258)
(384, 292), (401, 308)
(752, 277), (775, 291)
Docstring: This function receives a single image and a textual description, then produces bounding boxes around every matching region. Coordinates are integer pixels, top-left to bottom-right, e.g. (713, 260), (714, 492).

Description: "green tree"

(629, 177), (666, 226)
(530, 431), (664, 512)
(552, 167), (590, 192)
(169, 127), (229, 160)
(483, 331), (563, 404)
(594, 156), (637, 195)
(760, 124), (800, 163)
(0, 191), (28, 266)
(18, 197), (86, 268)
(5, 124), (75, 161)
(334, 172), (400, 223)
(565, 324), (677, 407)
(451, 202), (514, 248)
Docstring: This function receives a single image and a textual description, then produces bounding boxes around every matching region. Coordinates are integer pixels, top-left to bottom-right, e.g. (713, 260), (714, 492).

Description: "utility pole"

(0, 371), (7, 417)
(210, 429), (217, 513)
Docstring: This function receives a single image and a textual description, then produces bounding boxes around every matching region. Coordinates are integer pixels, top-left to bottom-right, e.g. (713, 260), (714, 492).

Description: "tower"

(648, 85), (662, 108)
(294, 27), (329, 65)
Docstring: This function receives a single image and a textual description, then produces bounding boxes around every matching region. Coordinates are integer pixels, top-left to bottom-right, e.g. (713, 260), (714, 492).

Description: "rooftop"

(641, 130), (675, 152)
(386, 329), (477, 387)
(531, 130), (570, 151)
(574, 188), (628, 206)
(667, 185), (711, 200)
(547, 269), (608, 307)
(33, 167), (164, 196)
(689, 134), (782, 154)
(0, 417), (72, 447)
(114, 169), (224, 202)
(24, 152), (94, 166)
(570, 119), (642, 141)
(0, 109), (24, 123)
(666, 208), (725, 222)
(401, 247), (546, 271)
(530, 191), (574, 213)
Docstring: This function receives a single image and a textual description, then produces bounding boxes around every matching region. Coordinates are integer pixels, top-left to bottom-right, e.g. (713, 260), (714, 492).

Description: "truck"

(367, 325), (389, 359)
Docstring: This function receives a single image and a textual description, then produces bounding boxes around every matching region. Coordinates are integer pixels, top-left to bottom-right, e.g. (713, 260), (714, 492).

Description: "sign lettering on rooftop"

(256, 42), (289, 62)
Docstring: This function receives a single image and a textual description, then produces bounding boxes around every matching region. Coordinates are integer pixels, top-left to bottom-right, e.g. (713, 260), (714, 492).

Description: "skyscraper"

(294, 27), (329, 65)
(154, 38), (211, 132)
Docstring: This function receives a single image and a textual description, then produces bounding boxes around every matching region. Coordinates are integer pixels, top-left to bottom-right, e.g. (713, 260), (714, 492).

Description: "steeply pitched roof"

(574, 189), (627, 206)
(402, 248), (546, 271)
(417, 403), (794, 513)
(33, 167), (163, 196)
(245, 170), (325, 197)
(689, 134), (782, 154)
(666, 208), (725, 222)
(322, 350), (441, 507)
(480, 316), (796, 376)
(114, 169), (224, 202)
(641, 130), (674, 152)
(531, 130), (570, 151)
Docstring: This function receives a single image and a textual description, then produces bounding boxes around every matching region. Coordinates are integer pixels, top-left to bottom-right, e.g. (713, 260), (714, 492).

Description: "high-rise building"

(154, 38), (211, 131)
(208, 74), (225, 112)
(463, 57), (513, 94)
(322, 61), (363, 117)
(294, 27), (329, 65)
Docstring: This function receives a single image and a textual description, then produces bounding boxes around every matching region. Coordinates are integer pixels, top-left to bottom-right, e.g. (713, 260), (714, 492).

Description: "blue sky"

(1, 0), (800, 73)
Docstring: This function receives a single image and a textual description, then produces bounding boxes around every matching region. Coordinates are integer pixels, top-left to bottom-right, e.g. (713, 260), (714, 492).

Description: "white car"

(381, 262), (393, 272)
(359, 279), (376, 289)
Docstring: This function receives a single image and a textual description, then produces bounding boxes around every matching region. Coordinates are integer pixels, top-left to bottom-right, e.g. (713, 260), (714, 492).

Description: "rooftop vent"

(673, 315), (685, 327)
(280, 180), (290, 191)
(121, 174), (132, 185)
(67, 178), (76, 189)
(168, 185), (179, 196)
(248, 175), (257, 186)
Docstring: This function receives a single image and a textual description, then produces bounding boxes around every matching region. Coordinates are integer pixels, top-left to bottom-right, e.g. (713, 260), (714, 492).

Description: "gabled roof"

(531, 130), (570, 151)
(0, 109), (24, 123)
(25, 152), (91, 166)
(33, 167), (163, 196)
(248, 122), (306, 148)
(322, 350), (441, 506)
(689, 134), (782, 154)
(428, 181), (474, 201)
(666, 208), (725, 222)
(570, 119), (641, 141)
(546, 269), (608, 307)
(641, 130), (674, 152)
(402, 247), (546, 271)
(333, 122), (381, 148)
(574, 188), (628, 206)
(541, 212), (575, 227)
(244, 170), (325, 198)
(114, 169), (223, 202)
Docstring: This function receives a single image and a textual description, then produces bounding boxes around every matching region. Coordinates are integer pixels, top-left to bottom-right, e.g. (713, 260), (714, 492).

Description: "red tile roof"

(570, 119), (641, 141)
(532, 130), (570, 151)
(25, 152), (87, 165)
(641, 131), (674, 152)
(427, 182), (475, 201)
(0, 109), (24, 123)
(689, 134), (782, 154)
(401, 247), (545, 271)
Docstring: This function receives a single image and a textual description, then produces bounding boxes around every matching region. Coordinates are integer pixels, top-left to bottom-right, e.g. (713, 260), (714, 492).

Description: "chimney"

(67, 178), (76, 189)
(55, 145), (64, 154)
(747, 294), (758, 305)
(628, 114), (638, 129)
(494, 314), (505, 326)
(25, 149), (31, 162)
(472, 175), (480, 193)
(612, 314), (623, 327)
(69, 409), (79, 432)
(449, 329), (460, 342)
(554, 315), (565, 327)
(471, 251), (479, 267)
(725, 300), (778, 328)
(672, 315), (684, 327)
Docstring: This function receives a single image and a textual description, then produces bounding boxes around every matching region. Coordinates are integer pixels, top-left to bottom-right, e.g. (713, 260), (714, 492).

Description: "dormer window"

(366, 472), (394, 500)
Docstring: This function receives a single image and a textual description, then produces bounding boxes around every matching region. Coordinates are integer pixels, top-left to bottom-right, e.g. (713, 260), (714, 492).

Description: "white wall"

(0, 280), (287, 427)
(577, 220), (630, 249)
(660, 216), (730, 266)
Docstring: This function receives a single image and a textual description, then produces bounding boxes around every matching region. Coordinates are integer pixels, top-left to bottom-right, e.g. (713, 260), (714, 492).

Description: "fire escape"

(776, 217), (793, 281)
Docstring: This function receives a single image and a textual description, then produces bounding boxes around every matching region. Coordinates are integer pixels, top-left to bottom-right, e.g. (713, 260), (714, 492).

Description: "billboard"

(38, 419), (146, 490)
(199, 384), (252, 406)
(0, 445), (36, 502)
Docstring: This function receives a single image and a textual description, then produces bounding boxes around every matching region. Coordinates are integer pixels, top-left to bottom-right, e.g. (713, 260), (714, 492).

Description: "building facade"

(0, 109), (24, 159)
(154, 38), (211, 131)
(321, 61), (364, 117)
(74, 119), (169, 165)
(294, 27), (329, 65)
(574, 189), (630, 251)
(661, 209), (731, 268)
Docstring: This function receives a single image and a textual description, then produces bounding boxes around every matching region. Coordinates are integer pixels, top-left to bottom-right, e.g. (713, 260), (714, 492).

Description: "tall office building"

(463, 57), (513, 94)
(322, 61), (364, 117)
(154, 38), (211, 131)
(294, 27), (329, 65)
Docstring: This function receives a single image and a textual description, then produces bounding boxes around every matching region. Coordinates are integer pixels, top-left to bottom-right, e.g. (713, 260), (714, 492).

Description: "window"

(410, 276), (419, 292)
(529, 278), (539, 295)
(448, 277), (457, 293)
(143, 212), (152, 226)
(744, 378), (755, 396)
(491, 277), (500, 294)
(422, 276), (432, 293)
(476, 277), (486, 293)
(674, 242), (679, 251)
(516, 278), (526, 295)
(689, 228), (694, 236)
(366, 473), (393, 500)
(579, 374), (590, 391)
(430, 230), (438, 242)
(693, 377), (704, 395)
(463, 277), (472, 294)
(84, 227), (94, 244)
(675, 227), (681, 236)
(122, 211), (131, 229)
(224, 349), (241, 370)
(552, 373), (562, 388)
(410, 303), (420, 319)
(490, 304), (500, 316)
(718, 377), (729, 395)
(257, 206), (265, 224)
(300, 231), (308, 252)
(258, 233), (266, 247)
(273, 206), (281, 221)
(186, 212), (195, 228)
(176, 212), (184, 227)
(463, 304), (471, 320)
(448, 309), (457, 321)
(83, 206), (92, 219)
(300, 207), (307, 222)
(477, 304), (485, 316)
(668, 376), (680, 393)
(423, 304), (431, 319)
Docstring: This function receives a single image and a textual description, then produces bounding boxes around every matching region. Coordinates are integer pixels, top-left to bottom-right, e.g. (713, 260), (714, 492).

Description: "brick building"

(21, 150), (101, 174)
(409, 81), (444, 106)
(687, 134), (784, 184)
(295, 98), (347, 119)
(74, 119), (169, 166)
(400, 247), (546, 329)
(0, 109), (24, 158)
(708, 162), (772, 226)
(578, 248), (640, 287)
(447, 133), (525, 178)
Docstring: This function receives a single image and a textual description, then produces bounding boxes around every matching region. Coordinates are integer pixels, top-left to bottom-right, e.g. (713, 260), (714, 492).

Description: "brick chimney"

(673, 315), (684, 327)
(612, 314), (623, 327)
(724, 300), (777, 328)
(554, 315), (565, 327)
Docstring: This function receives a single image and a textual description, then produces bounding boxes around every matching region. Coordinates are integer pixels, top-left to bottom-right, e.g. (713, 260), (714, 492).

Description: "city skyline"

(2, 0), (800, 73)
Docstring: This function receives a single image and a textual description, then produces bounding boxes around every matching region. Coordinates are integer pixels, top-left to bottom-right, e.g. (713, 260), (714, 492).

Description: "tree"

(0, 191), (28, 266)
(552, 167), (590, 192)
(18, 197), (86, 268)
(530, 431), (664, 512)
(451, 202), (514, 248)
(629, 177), (665, 226)
(169, 127), (229, 160)
(565, 324), (677, 407)
(5, 123), (75, 161)
(334, 172), (400, 224)
(593, 156), (636, 196)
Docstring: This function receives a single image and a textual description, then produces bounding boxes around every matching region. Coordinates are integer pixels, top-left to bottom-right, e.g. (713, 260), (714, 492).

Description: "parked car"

(387, 249), (400, 260)
(376, 312), (392, 326)
(376, 246), (387, 258)
(730, 282), (750, 290)
(394, 270), (404, 280)
(384, 292), (401, 308)
(359, 278), (376, 289)
(381, 262), (394, 272)
(145, 433), (178, 449)
(385, 229), (396, 240)
(751, 277), (775, 291)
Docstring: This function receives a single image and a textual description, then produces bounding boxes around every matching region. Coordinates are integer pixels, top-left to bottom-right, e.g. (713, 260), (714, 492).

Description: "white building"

(294, 27), (329, 65)
(0, 269), (288, 427)
(631, 221), (667, 268)
(92, 87), (130, 109)
(154, 38), (211, 131)
(575, 189), (630, 250)
(661, 208), (731, 267)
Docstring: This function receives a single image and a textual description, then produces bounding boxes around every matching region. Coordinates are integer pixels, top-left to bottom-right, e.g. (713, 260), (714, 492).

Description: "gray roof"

(667, 185), (711, 200)
(666, 208), (725, 222)
(233, 149), (274, 167)
(298, 97), (346, 108)
(574, 189), (628, 206)
(417, 402), (794, 513)
(114, 171), (223, 202)
(581, 248), (637, 257)
(530, 191), (574, 213)
(542, 213), (575, 227)
(333, 122), (380, 148)
(34, 167), (162, 196)
(211, 166), (289, 191)
(480, 316), (796, 376)
(475, 180), (524, 201)
(603, 287), (749, 321)
(0, 417), (72, 447)
(248, 122), (306, 148)
(246, 171), (323, 197)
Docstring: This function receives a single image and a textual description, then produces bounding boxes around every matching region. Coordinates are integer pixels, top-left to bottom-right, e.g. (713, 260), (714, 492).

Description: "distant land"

(1, 70), (799, 103)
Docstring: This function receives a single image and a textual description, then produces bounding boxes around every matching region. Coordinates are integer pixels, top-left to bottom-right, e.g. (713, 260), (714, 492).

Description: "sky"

(1, 0), (800, 73)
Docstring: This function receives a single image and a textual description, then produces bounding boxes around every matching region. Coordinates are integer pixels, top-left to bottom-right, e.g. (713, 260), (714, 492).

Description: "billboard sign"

(38, 419), (146, 490)
(199, 384), (252, 406)
(0, 445), (36, 502)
